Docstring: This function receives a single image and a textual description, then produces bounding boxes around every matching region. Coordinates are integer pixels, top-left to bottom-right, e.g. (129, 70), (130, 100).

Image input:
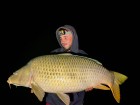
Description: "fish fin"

(110, 71), (128, 103)
(92, 59), (102, 65)
(113, 71), (128, 85)
(56, 93), (70, 105)
(31, 82), (45, 101)
(57, 53), (72, 55)
(86, 57), (102, 65)
(110, 80), (120, 103)
(96, 84), (110, 90)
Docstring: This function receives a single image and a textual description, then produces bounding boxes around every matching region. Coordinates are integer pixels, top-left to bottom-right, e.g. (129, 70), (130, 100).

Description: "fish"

(7, 53), (128, 105)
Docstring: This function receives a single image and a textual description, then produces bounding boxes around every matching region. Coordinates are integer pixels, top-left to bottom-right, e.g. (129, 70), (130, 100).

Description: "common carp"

(7, 53), (128, 105)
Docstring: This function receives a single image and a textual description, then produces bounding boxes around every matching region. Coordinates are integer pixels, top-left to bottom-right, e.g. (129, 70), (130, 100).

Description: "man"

(46, 25), (93, 105)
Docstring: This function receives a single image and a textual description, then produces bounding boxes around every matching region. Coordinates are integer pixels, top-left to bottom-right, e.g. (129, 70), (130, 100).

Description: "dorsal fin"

(92, 59), (102, 65)
(57, 53), (72, 55)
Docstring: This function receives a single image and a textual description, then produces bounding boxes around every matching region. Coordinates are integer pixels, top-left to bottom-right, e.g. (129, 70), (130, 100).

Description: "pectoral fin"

(56, 93), (70, 105)
(31, 82), (45, 101)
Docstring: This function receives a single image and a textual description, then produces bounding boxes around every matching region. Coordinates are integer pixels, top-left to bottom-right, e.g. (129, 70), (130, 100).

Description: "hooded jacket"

(51, 25), (87, 55)
(46, 25), (87, 105)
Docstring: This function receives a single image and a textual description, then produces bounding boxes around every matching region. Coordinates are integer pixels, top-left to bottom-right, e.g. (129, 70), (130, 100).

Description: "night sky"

(0, 5), (131, 105)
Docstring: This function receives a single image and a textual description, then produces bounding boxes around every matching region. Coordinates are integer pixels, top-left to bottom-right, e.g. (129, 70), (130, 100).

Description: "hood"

(56, 25), (79, 53)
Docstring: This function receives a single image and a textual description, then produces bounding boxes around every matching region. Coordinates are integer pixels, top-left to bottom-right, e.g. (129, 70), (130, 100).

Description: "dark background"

(0, 3), (132, 105)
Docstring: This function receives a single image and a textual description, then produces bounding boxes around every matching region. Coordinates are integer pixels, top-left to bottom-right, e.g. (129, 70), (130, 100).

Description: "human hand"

(85, 87), (93, 92)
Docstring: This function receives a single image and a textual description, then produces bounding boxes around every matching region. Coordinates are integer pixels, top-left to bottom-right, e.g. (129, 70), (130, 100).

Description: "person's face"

(60, 34), (73, 50)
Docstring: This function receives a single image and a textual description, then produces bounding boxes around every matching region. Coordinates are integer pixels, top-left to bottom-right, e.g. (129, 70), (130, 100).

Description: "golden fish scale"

(29, 54), (112, 93)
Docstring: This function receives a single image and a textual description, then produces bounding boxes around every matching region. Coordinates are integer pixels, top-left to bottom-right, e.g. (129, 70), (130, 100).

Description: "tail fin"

(113, 71), (128, 85)
(110, 71), (128, 103)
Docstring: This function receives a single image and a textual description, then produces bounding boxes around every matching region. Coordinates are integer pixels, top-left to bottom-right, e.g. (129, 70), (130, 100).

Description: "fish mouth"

(7, 79), (21, 88)
(7, 79), (10, 84)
